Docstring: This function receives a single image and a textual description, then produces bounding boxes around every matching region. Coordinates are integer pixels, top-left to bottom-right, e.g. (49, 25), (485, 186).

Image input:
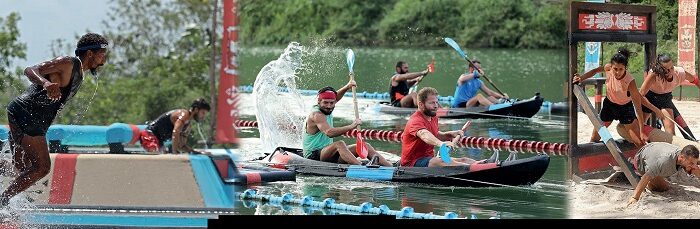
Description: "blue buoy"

(301, 196), (314, 206)
(241, 189), (256, 199)
(379, 205), (391, 215)
(322, 198), (335, 208)
(398, 207), (414, 218)
(359, 202), (372, 213)
(281, 193), (294, 203)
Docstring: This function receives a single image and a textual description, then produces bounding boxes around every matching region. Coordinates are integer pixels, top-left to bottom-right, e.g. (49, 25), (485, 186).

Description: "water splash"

(69, 73), (99, 124)
(195, 123), (209, 150)
(253, 42), (308, 153)
(0, 141), (38, 227)
(0, 141), (13, 178)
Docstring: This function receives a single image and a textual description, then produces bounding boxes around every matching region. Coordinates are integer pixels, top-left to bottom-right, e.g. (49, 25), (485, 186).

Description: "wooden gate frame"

(568, 1), (657, 181)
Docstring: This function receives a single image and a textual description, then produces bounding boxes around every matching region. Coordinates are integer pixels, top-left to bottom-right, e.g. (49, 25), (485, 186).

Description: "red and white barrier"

(234, 120), (569, 155)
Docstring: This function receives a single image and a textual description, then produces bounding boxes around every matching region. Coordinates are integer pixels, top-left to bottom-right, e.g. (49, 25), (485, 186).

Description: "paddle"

(347, 49), (368, 159)
(409, 58), (435, 94)
(659, 113), (698, 142)
(444, 37), (508, 100)
(438, 121), (472, 164)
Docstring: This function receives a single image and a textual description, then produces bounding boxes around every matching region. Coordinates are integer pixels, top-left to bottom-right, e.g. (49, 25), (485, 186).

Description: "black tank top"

(390, 74), (409, 103)
(9, 56), (83, 124)
(146, 110), (191, 143)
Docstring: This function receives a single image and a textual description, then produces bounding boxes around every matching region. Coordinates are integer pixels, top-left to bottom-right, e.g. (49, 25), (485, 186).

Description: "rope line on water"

(234, 120), (569, 156)
(237, 189), (496, 219)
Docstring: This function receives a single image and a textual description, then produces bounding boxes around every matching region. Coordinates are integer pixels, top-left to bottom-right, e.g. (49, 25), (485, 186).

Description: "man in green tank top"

(303, 81), (392, 166)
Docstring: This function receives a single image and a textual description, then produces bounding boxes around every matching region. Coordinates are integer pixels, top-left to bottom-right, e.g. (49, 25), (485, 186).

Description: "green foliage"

(519, 2), (567, 48)
(54, 0), (217, 138)
(239, 0), (396, 46)
(0, 12), (25, 74)
(377, 0), (465, 47)
(240, 0), (567, 48)
(0, 12), (27, 122)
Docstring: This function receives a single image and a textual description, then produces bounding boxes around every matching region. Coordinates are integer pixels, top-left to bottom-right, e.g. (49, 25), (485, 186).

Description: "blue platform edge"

(27, 213), (209, 227)
(189, 155), (234, 208)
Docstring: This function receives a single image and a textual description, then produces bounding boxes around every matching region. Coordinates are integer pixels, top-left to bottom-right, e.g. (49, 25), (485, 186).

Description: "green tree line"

(239, 0), (568, 48)
(0, 12), (27, 122)
(45, 0), (217, 130)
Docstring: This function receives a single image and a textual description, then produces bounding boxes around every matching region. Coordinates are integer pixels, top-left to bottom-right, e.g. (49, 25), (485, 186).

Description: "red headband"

(318, 91), (336, 100)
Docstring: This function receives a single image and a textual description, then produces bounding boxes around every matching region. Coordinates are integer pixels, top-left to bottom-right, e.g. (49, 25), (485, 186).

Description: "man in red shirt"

(400, 87), (477, 167)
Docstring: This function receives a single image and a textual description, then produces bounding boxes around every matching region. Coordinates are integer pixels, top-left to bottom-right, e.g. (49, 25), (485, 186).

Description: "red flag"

(356, 132), (368, 159)
(678, 0), (697, 74)
(428, 59), (435, 73)
(215, 0), (240, 144)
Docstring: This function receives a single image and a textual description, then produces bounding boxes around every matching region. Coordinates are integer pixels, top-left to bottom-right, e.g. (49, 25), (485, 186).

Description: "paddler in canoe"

(451, 59), (508, 108)
(302, 80), (392, 167)
(400, 87), (477, 167)
(389, 61), (431, 108)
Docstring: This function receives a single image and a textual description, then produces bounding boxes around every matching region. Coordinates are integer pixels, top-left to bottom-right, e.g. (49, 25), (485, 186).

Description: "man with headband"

(303, 80), (392, 166)
(1, 33), (108, 206)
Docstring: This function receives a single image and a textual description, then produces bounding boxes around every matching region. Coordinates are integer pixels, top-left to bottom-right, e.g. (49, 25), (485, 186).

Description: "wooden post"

(581, 78), (606, 113)
(568, 2), (579, 179)
(573, 84), (640, 187)
(644, 26), (657, 127)
(208, 0), (219, 145)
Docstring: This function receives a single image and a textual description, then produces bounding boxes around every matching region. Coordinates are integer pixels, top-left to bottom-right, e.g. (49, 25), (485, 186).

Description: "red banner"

(215, 0), (239, 144)
(678, 0), (697, 74)
(578, 13), (647, 31)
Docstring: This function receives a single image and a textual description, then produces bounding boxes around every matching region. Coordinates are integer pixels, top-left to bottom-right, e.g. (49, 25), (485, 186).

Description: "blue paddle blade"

(443, 37), (467, 59)
(346, 49), (355, 73)
(438, 143), (453, 164)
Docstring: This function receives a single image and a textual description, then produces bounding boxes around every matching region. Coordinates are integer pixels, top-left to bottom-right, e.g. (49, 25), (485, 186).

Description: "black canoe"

(374, 93), (544, 119)
(261, 147), (550, 187)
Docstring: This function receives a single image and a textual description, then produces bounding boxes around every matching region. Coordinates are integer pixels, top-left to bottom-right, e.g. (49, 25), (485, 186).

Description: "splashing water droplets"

(253, 42), (308, 153)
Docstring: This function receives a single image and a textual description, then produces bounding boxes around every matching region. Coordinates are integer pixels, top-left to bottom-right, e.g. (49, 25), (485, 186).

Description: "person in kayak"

(639, 54), (699, 140)
(573, 48), (664, 147)
(451, 59), (508, 108)
(303, 80), (392, 166)
(139, 98), (211, 154)
(400, 87), (476, 167)
(389, 61), (430, 108)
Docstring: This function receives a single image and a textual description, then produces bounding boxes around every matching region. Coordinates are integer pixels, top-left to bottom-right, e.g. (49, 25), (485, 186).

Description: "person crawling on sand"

(627, 143), (700, 206)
